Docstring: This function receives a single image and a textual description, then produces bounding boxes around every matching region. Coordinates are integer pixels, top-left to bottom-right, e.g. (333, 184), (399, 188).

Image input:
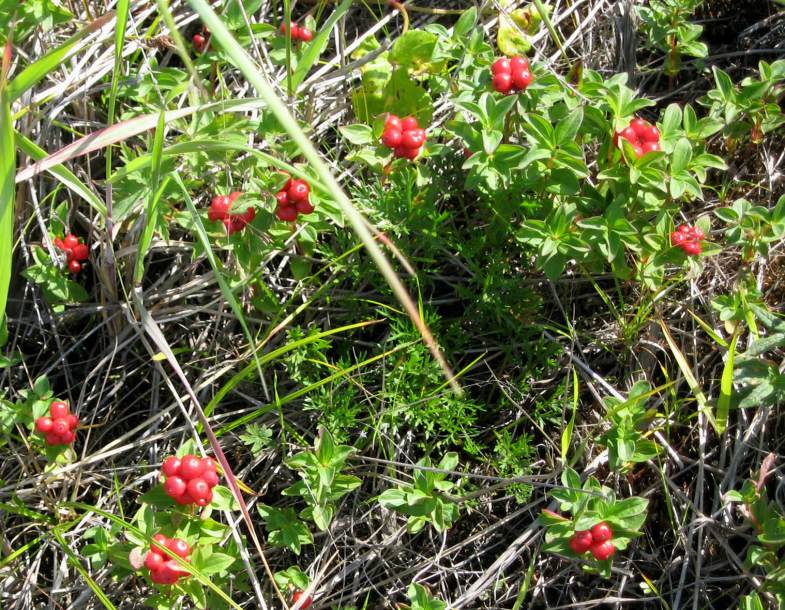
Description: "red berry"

(52, 418), (70, 436)
(67, 260), (82, 274)
(569, 530), (594, 554)
(162, 456), (181, 477)
(394, 146), (420, 160)
(144, 550), (164, 570)
(287, 179), (311, 204)
(381, 128), (403, 148)
(276, 206), (298, 222)
(612, 131), (620, 147)
(296, 200), (315, 215)
(401, 116), (419, 131)
(689, 226), (705, 240)
(202, 469), (220, 487)
(63, 234), (79, 249)
(179, 455), (203, 479)
(384, 115), (402, 131)
(164, 476), (187, 498)
(491, 58), (511, 75)
(172, 492), (193, 505)
(292, 590), (313, 609)
(632, 145), (644, 158)
(193, 34), (206, 52)
(630, 117), (648, 137)
(163, 559), (190, 579)
(35, 417), (53, 433)
(683, 241), (701, 256)
(59, 429), (76, 444)
(671, 231), (686, 246)
(167, 538), (191, 558)
(186, 478), (210, 502)
(65, 414), (78, 429)
(275, 191), (289, 206)
(72, 243), (89, 261)
(201, 457), (216, 472)
(641, 141), (661, 154)
(228, 191), (243, 204)
(54, 237), (64, 249)
(620, 127), (638, 144)
(45, 432), (62, 445)
(642, 125), (660, 143)
(153, 565), (179, 585)
(677, 224), (691, 234)
(511, 69), (533, 90)
(590, 522), (612, 543)
(242, 207), (256, 224)
(492, 72), (513, 94)
(298, 28), (313, 42)
(152, 534), (168, 546)
(510, 56), (529, 72)
(194, 487), (213, 507)
(50, 401), (69, 418)
(590, 540), (616, 561)
(280, 22), (300, 38)
(401, 128), (426, 149)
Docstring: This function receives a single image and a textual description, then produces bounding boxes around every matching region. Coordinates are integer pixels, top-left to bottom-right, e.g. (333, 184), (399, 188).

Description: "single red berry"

(394, 146), (420, 160)
(280, 22), (300, 38)
(167, 538), (191, 558)
(620, 127), (638, 144)
(491, 58), (511, 75)
(492, 72), (513, 94)
(292, 590), (313, 609)
(632, 145), (644, 158)
(630, 117), (648, 137)
(67, 260), (82, 274)
(194, 487), (213, 507)
(59, 429), (76, 444)
(683, 241), (701, 256)
(50, 401), (69, 418)
(677, 224), (691, 234)
(186, 478), (210, 502)
(569, 530), (594, 554)
(242, 207), (256, 224)
(152, 533), (168, 546)
(590, 522), (613, 543)
(276, 206), (298, 222)
(164, 476), (187, 498)
(52, 418), (70, 436)
(144, 550), (164, 570)
(162, 456), (181, 477)
(590, 540), (616, 561)
(65, 414), (78, 429)
(163, 559), (190, 579)
(35, 417), (53, 433)
(384, 114), (402, 131)
(63, 234), (79, 249)
(172, 492), (193, 505)
(275, 191), (289, 206)
(641, 141), (661, 154)
(401, 116), (419, 131)
(510, 56), (529, 71)
(201, 457), (216, 472)
(296, 200), (315, 215)
(287, 179), (311, 204)
(153, 565), (179, 585)
(202, 469), (220, 487)
(689, 226), (705, 240)
(192, 34), (206, 52)
(671, 231), (686, 246)
(53, 237), (64, 249)
(45, 432), (62, 445)
(382, 128), (403, 148)
(72, 243), (89, 261)
(642, 125), (660, 143)
(298, 28), (313, 42)
(401, 128), (426, 149)
(511, 69), (533, 90)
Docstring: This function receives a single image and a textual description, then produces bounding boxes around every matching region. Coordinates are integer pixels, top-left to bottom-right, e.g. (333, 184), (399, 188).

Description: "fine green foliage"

(637, 0), (708, 76)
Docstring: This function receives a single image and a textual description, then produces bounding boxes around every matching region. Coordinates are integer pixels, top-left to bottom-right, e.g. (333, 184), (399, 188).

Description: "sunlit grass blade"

(291, 0), (352, 91)
(188, 0), (461, 395)
(15, 99), (266, 183)
(133, 112), (166, 284)
(0, 47), (15, 330)
(716, 329), (739, 434)
(105, 0), (130, 180)
(8, 11), (115, 102)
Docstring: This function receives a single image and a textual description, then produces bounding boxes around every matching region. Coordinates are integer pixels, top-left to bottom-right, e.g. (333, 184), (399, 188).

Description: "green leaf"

(389, 30), (442, 75)
(554, 107), (583, 146)
(454, 7), (478, 39)
(339, 124), (374, 146)
(0, 84), (13, 329)
(198, 551), (235, 575)
(382, 67), (433, 126)
(670, 137), (692, 173)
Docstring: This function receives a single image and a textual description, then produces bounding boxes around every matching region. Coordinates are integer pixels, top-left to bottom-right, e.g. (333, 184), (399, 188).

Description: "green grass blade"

(716, 329), (739, 434)
(188, 0), (461, 394)
(133, 112), (166, 285)
(105, 0), (130, 180)
(51, 527), (117, 610)
(290, 0), (352, 91)
(7, 11), (115, 102)
(561, 367), (578, 462)
(0, 76), (15, 329)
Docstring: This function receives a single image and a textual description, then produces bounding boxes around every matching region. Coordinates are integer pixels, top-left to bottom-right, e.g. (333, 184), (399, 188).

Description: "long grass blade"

(0, 41), (15, 330)
(133, 112), (166, 284)
(716, 329), (739, 434)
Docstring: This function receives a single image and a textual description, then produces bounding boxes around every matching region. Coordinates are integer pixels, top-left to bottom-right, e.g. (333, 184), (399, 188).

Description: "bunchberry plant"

(53, 233), (89, 274)
(161, 454), (220, 507)
(381, 114), (427, 160)
(490, 56), (533, 95)
(597, 381), (659, 471)
(541, 467), (648, 577)
(35, 399), (78, 446)
(637, 0), (708, 77)
(671, 224), (704, 256)
(208, 192), (255, 235)
(401, 583), (447, 610)
(144, 534), (191, 585)
(715, 196), (785, 261)
(275, 177), (314, 222)
(257, 503), (313, 555)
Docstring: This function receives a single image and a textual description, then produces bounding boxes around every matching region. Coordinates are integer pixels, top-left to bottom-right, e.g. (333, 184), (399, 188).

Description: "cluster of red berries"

(279, 22), (313, 42)
(54, 234), (88, 274)
(35, 400), (78, 446)
(568, 522), (616, 560)
(671, 224), (704, 256)
(292, 591), (313, 609)
(613, 117), (661, 158)
(381, 115), (427, 160)
(162, 454), (220, 507)
(192, 25), (210, 53)
(208, 192), (256, 236)
(275, 178), (314, 222)
(144, 534), (191, 585)
(491, 56), (533, 94)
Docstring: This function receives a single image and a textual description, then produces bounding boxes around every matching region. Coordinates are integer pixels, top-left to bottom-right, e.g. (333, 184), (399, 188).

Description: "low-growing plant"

(597, 381), (660, 471)
(637, 0), (708, 77)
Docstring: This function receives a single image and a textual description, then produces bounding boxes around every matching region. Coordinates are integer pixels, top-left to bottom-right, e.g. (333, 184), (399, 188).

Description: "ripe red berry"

(296, 200), (315, 215)
(671, 231), (685, 246)
(65, 414), (78, 429)
(491, 58), (511, 75)
(164, 476), (187, 498)
(187, 478), (210, 501)
(202, 469), (220, 487)
(690, 226), (705, 240)
(569, 530), (594, 554)
(52, 418), (69, 436)
(276, 206), (298, 222)
(194, 487), (213, 507)
(35, 417), (53, 433)
(63, 234), (79, 249)
(179, 455), (203, 479)
(511, 69), (533, 90)
(385, 115), (402, 131)
(59, 429), (76, 444)
(492, 72), (513, 94)
(162, 456), (181, 477)
(72, 243), (89, 261)
(401, 116), (419, 131)
(630, 117), (648, 136)
(287, 179), (311, 204)
(590, 522), (613, 543)
(621, 127), (638, 144)
(382, 128), (403, 148)
(275, 191), (289, 206)
(642, 125), (660, 143)
(144, 550), (164, 570)
(50, 401), (69, 418)
(298, 28), (313, 42)
(153, 533), (168, 546)
(292, 590), (313, 609)
(193, 34), (206, 52)
(67, 260), (82, 274)
(510, 56), (529, 72)
(590, 540), (616, 561)
(683, 241), (701, 256)
(280, 22), (300, 38)
(163, 559), (190, 579)
(677, 224), (690, 234)
(632, 145), (644, 158)
(45, 432), (62, 445)
(201, 457), (216, 472)
(641, 141), (661, 154)
(167, 538), (191, 558)
(172, 492), (193, 505)
(395, 146), (420, 160)
(401, 128), (426, 149)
